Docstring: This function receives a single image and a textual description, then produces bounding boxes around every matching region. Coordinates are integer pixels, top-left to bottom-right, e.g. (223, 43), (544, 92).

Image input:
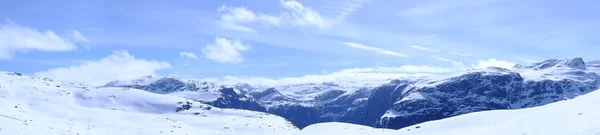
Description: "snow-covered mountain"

(3, 62), (600, 135)
(0, 71), (297, 135)
(301, 86), (600, 135)
(103, 57), (600, 130)
(2, 57), (600, 134)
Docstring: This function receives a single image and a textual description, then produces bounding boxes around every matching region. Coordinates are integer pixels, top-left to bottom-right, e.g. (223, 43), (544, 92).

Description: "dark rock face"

(207, 88), (266, 112)
(378, 72), (522, 129)
(377, 71), (598, 129)
(356, 83), (409, 126)
(110, 78), (189, 93)
(105, 58), (600, 130)
(267, 105), (325, 128)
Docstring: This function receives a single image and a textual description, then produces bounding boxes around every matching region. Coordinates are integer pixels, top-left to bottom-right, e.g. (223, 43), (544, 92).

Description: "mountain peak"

(518, 57), (587, 70)
(104, 75), (158, 87)
(557, 57), (586, 70)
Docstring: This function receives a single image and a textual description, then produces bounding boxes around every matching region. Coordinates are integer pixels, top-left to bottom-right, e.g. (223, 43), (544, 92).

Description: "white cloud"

(518, 58), (538, 64)
(341, 65), (453, 73)
(70, 30), (91, 50)
(418, 35), (437, 40)
(437, 57), (516, 70)
(34, 50), (171, 86)
(202, 37), (250, 63)
(280, 0), (328, 28)
(343, 42), (408, 57)
(217, 65), (446, 86)
(70, 30), (89, 42)
(437, 57), (467, 70)
(333, 0), (371, 21)
(179, 52), (198, 60)
(411, 45), (440, 52)
(448, 51), (473, 56)
(219, 23), (256, 32)
(218, 5), (280, 32)
(474, 58), (515, 69)
(218, 6), (258, 23)
(217, 0), (329, 32)
(0, 22), (77, 59)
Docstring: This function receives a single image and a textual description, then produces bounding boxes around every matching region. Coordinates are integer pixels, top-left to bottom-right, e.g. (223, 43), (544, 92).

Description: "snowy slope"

(377, 58), (599, 129)
(298, 122), (395, 135)
(393, 87), (600, 135)
(299, 87), (600, 135)
(3, 56), (600, 135)
(513, 57), (599, 82)
(0, 71), (297, 135)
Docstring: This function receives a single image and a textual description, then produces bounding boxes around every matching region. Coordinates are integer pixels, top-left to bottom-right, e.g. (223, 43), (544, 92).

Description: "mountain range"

(2, 57), (600, 134)
(102, 57), (600, 130)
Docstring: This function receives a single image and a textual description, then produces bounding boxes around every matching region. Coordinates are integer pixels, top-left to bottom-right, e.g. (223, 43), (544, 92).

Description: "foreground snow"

(0, 71), (297, 135)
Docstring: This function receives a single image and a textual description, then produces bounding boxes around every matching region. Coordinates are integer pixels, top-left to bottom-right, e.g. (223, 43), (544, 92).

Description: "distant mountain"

(2, 57), (600, 134)
(513, 57), (587, 70)
(103, 57), (600, 130)
(301, 86), (600, 135)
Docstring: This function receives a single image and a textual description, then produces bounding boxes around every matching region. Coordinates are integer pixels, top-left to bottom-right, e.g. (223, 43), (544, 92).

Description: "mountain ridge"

(103, 57), (600, 129)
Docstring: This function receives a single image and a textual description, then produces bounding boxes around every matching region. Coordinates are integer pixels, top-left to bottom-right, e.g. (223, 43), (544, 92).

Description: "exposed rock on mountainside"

(105, 58), (600, 129)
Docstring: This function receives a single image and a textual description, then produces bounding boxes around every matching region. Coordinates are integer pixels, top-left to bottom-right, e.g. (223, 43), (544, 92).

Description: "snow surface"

(0, 71), (297, 135)
(104, 75), (157, 86)
(513, 58), (599, 82)
(394, 87), (600, 135)
(5, 69), (600, 135)
(411, 67), (514, 89)
(3, 57), (600, 134)
(302, 87), (600, 135)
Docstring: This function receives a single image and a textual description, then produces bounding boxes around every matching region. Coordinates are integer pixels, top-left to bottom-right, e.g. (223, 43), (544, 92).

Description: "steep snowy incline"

(393, 87), (600, 135)
(0, 71), (297, 135)
(513, 57), (599, 82)
(299, 87), (600, 135)
(377, 59), (599, 129)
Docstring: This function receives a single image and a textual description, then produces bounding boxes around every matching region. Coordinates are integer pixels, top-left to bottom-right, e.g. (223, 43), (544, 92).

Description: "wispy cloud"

(437, 57), (467, 70)
(219, 22), (256, 32)
(0, 21), (78, 59)
(343, 65), (453, 73)
(448, 51), (473, 57)
(34, 50), (171, 86)
(179, 52), (198, 60)
(473, 58), (515, 69)
(343, 42), (408, 57)
(418, 35), (437, 40)
(518, 58), (538, 64)
(437, 57), (516, 70)
(217, 5), (280, 32)
(411, 45), (440, 52)
(202, 37), (250, 63)
(333, 0), (371, 21)
(70, 30), (89, 42)
(216, 65), (444, 86)
(217, 0), (331, 32)
(280, 0), (329, 28)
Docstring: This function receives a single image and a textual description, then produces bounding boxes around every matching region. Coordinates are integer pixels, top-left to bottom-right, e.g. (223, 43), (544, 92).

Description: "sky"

(1, 0), (600, 85)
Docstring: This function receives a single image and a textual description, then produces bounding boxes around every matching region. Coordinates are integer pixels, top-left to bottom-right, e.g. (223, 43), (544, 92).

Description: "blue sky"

(1, 0), (600, 85)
